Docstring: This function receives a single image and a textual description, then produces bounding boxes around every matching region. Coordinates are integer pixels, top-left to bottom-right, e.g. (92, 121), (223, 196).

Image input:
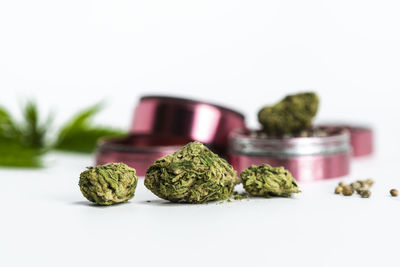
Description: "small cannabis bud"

(79, 163), (138, 205)
(144, 141), (240, 203)
(258, 92), (319, 135)
(240, 164), (301, 197)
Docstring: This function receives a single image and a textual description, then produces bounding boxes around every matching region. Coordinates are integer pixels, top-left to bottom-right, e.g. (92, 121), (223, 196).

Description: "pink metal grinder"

(229, 127), (351, 182)
(96, 96), (246, 176)
(131, 96), (245, 156)
(317, 124), (373, 157)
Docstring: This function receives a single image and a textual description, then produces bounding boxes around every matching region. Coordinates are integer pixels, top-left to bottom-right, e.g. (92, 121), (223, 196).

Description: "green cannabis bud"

(258, 92), (319, 135)
(79, 163), (138, 205)
(241, 164), (301, 197)
(144, 141), (240, 203)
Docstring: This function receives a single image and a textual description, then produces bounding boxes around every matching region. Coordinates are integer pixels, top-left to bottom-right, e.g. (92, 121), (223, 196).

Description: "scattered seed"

(390, 189), (398, 197)
(359, 190), (371, 198)
(342, 186), (354, 196)
(356, 185), (368, 194)
(350, 182), (362, 191)
(365, 179), (374, 187)
(358, 180), (366, 188)
(335, 178), (377, 198)
(335, 186), (343, 194)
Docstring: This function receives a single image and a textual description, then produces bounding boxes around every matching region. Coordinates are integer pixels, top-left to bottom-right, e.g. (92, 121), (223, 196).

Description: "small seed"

(356, 185), (369, 194)
(358, 181), (367, 189)
(342, 186), (354, 196)
(365, 179), (374, 187)
(335, 186), (343, 194)
(351, 182), (362, 191)
(338, 181), (347, 187)
(390, 189), (398, 197)
(359, 190), (371, 198)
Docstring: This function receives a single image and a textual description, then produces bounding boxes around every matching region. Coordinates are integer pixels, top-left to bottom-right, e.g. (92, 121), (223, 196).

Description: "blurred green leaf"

(0, 106), (17, 137)
(0, 100), (125, 167)
(20, 101), (53, 149)
(55, 103), (126, 153)
(0, 138), (42, 168)
(0, 102), (48, 168)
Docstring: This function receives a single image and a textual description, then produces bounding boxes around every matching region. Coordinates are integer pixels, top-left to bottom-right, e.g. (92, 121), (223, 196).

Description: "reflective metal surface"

(317, 124), (373, 157)
(229, 127), (351, 181)
(131, 96), (245, 156)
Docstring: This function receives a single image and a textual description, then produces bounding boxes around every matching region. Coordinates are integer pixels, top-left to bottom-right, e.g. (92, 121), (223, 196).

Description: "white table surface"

(1, 148), (399, 267)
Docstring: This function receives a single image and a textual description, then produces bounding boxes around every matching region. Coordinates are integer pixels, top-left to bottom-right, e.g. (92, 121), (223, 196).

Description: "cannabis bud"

(240, 164), (301, 197)
(144, 141), (240, 203)
(258, 92), (319, 135)
(79, 163), (138, 205)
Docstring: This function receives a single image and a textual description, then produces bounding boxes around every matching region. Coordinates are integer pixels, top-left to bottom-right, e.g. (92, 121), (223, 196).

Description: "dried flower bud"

(258, 92), (319, 135)
(144, 142), (240, 203)
(240, 164), (301, 197)
(359, 189), (371, 198)
(79, 163), (138, 205)
(342, 185), (354, 196)
(390, 189), (398, 197)
(335, 186), (343, 194)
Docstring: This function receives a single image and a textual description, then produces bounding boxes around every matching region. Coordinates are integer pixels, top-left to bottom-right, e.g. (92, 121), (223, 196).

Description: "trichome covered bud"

(240, 164), (301, 197)
(258, 92), (319, 135)
(144, 141), (240, 203)
(79, 163), (138, 205)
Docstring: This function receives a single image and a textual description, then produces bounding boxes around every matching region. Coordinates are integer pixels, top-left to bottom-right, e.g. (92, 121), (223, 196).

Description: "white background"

(1, 1), (400, 266)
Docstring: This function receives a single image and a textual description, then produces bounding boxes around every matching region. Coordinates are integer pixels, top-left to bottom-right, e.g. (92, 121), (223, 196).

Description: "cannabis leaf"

(55, 103), (126, 153)
(20, 101), (53, 149)
(0, 138), (43, 168)
(0, 100), (125, 168)
(0, 106), (17, 136)
(0, 101), (51, 168)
